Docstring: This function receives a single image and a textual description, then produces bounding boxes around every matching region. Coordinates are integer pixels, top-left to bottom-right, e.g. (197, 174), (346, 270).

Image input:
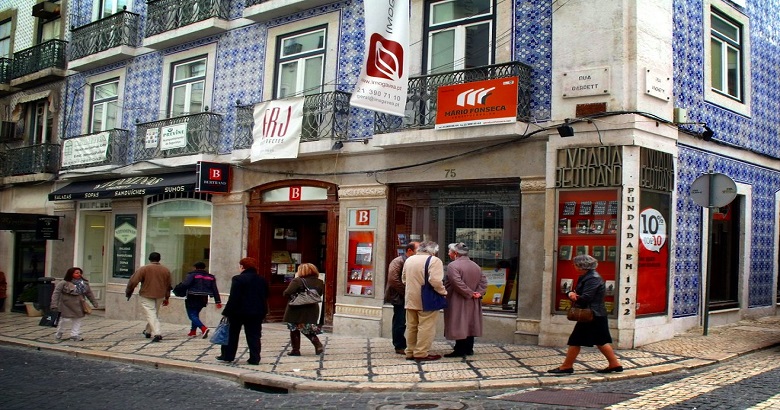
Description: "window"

(0, 18), (11, 58)
(169, 57), (206, 117)
(703, 0), (750, 116)
(425, 0), (494, 74)
(275, 27), (326, 98)
(98, 0), (129, 19)
(90, 79), (119, 132)
(37, 1), (61, 43)
(23, 100), (52, 144)
(710, 11), (741, 100)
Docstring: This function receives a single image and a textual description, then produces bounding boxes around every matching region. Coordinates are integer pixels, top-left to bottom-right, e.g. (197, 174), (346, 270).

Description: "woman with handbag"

(548, 254), (622, 374)
(50, 267), (98, 341)
(283, 263), (325, 356)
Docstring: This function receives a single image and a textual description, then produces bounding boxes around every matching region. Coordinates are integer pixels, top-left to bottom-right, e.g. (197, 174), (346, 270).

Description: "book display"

(555, 189), (619, 316)
(346, 230), (375, 297)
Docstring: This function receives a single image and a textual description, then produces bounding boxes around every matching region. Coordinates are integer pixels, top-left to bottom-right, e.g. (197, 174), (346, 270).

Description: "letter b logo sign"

(356, 210), (370, 225)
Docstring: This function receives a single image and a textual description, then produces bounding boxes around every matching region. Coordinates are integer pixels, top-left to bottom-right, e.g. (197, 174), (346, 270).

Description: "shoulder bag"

(81, 297), (93, 315)
(288, 278), (322, 306)
(421, 256), (448, 311)
(566, 306), (593, 322)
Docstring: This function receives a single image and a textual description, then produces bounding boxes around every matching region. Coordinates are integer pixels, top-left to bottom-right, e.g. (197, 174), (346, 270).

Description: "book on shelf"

(575, 245), (589, 256)
(606, 246), (617, 261)
(562, 201), (577, 216)
(592, 245), (606, 261)
(558, 218), (571, 234)
(362, 269), (374, 281)
(397, 233), (407, 245)
(349, 268), (363, 280)
(363, 286), (374, 296)
(607, 200), (619, 215)
(348, 284), (363, 295)
(579, 201), (593, 215)
(355, 242), (373, 265)
(593, 200), (607, 215)
(575, 219), (590, 234)
(589, 219), (605, 234)
(558, 245), (573, 260)
(607, 219), (619, 234)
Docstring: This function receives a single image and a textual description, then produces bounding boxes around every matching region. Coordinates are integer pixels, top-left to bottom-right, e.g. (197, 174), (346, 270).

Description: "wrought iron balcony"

(0, 58), (11, 84)
(374, 62), (532, 134)
(60, 129), (132, 171)
(134, 112), (223, 162)
(146, 0), (230, 37)
(69, 11), (141, 63)
(0, 143), (60, 177)
(234, 90), (351, 150)
(10, 39), (67, 81)
(243, 0), (337, 22)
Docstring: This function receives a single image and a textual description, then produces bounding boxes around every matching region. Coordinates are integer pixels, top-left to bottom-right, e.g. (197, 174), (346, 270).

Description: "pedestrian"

(125, 252), (173, 343)
(443, 242), (487, 358)
(283, 263), (326, 356)
(402, 240), (447, 362)
(175, 261), (222, 338)
(548, 254), (623, 374)
(384, 241), (419, 354)
(217, 257), (269, 365)
(0, 270), (6, 312)
(50, 267), (98, 341)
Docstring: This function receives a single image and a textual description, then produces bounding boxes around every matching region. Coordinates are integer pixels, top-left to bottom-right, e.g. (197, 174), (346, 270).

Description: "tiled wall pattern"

(5, 0), (36, 52)
(672, 0), (780, 317)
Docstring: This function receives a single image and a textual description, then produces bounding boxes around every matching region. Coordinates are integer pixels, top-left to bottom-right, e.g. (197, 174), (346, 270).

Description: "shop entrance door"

(79, 213), (109, 306)
(11, 232), (46, 313)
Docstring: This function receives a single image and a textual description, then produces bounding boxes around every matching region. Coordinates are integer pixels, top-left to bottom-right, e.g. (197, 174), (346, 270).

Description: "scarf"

(73, 279), (87, 295)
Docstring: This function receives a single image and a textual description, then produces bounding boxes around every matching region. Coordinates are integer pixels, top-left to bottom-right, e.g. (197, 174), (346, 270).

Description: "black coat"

(573, 269), (607, 317)
(222, 268), (269, 319)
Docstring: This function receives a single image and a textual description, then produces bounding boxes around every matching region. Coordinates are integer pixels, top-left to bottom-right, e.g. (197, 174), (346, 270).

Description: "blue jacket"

(180, 269), (221, 304)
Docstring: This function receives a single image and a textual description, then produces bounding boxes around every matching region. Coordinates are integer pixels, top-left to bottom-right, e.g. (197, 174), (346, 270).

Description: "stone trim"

(338, 185), (387, 199)
(520, 176), (545, 193)
(335, 303), (383, 318)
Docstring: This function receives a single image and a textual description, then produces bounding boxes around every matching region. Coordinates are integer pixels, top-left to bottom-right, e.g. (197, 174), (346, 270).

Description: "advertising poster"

(637, 206), (669, 315)
(250, 97), (304, 161)
(112, 215), (137, 278)
(61, 132), (110, 167)
(435, 77), (519, 129)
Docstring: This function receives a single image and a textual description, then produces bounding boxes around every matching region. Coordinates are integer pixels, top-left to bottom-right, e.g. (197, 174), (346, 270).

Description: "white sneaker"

(70, 336), (83, 341)
(55, 332), (62, 340)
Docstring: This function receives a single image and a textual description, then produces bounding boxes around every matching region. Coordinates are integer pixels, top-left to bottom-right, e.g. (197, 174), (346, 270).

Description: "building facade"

(1, 0), (778, 348)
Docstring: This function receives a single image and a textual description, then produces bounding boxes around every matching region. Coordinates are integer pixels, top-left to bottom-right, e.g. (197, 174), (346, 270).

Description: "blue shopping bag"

(209, 317), (230, 345)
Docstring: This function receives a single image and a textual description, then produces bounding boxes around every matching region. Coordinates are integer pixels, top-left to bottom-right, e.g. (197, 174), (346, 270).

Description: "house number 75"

(445, 169), (457, 178)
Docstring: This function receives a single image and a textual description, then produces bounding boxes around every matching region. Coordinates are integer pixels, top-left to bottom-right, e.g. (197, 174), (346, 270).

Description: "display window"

(392, 183), (520, 313)
(346, 230), (375, 296)
(636, 189), (670, 316)
(555, 189), (619, 315)
(144, 197), (212, 283)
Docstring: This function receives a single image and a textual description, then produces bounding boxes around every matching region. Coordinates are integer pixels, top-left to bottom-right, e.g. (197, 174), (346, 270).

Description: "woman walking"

(283, 263), (326, 356)
(50, 267), (98, 341)
(548, 254), (622, 374)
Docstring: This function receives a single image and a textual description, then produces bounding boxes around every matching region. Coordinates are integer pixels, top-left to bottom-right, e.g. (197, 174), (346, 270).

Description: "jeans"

(186, 306), (205, 330)
(391, 303), (406, 350)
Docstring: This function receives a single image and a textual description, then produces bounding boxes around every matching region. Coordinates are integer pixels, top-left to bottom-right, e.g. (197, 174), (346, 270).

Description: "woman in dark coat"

(50, 267), (98, 341)
(217, 257), (268, 365)
(283, 263), (326, 355)
(548, 254), (622, 374)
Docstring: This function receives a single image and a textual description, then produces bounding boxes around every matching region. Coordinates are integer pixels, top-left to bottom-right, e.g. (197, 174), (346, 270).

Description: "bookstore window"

(393, 183), (519, 313)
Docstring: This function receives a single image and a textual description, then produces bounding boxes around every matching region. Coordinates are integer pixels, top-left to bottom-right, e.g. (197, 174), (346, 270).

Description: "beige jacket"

(402, 253), (446, 311)
(126, 262), (172, 299)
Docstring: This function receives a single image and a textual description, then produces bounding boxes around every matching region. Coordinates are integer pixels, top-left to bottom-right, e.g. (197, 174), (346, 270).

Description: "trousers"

(404, 309), (439, 358)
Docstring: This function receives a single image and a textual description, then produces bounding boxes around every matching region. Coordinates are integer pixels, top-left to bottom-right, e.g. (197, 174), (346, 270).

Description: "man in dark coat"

(177, 261), (222, 338)
(384, 241), (418, 354)
(217, 257), (269, 365)
(443, 242), (487, 357)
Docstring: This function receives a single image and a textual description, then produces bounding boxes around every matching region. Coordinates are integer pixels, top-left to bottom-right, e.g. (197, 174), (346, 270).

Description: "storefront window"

(145, 199), (212, 283)
(393, 183), (520, 313)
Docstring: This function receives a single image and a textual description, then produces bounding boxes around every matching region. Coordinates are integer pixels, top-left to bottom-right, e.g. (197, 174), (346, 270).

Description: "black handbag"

(421, 256), (447, 311)
(39, 310), (60, 327)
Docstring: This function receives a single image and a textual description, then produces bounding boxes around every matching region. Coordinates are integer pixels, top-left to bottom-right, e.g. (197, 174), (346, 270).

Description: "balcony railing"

(374, 62), (533, 134)
(0, 143), (60, 177)
(60, 129), (132, 171)
(234, 90), (351, 149)
(70, 11), (141, 61)
(146, 0), (230, 37)
(0, 58), (11, 84)
(10, 39), (68, 80)
(134, 112), (223, 161)
(245, 0), (267, 6)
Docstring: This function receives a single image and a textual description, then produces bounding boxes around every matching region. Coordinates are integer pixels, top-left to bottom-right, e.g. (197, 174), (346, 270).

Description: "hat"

(193, 261), (207, 269)
(448, 242), (469, 255)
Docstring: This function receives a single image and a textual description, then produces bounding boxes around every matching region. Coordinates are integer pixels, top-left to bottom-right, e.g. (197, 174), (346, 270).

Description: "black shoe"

(547, 367), (574, 374)
(246, 360), (260, 365)
(151, 335), (163, 342)
(142, 331), (151, 339)
(443, 351), (466, 358)
(466, 350), (475, 356)
(596, 366), (623, 373)
(216, 355), (234, 362)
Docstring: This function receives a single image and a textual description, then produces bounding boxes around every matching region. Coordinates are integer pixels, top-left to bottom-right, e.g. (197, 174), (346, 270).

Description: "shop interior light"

(183, 217), (212, 228)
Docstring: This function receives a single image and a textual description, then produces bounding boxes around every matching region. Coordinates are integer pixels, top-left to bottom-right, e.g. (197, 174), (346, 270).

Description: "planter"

(24, 302), (42, 317)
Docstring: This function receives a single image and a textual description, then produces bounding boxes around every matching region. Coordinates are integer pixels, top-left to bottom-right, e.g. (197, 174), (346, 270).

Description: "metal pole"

(703, 171), (714, 336)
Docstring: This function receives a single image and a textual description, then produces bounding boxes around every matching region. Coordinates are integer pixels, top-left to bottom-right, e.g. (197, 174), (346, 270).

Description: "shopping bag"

(39, 311), (61, 327)
(209, 317), (230, 345)
(420, 256), (447, 311)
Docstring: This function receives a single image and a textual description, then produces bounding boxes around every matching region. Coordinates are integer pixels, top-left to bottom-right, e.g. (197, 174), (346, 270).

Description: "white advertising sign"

(144, 128), (159, 149)
(61, 132), (110, 167)
(250, 97), (304, 162)
(639, 208), (667, 252)
(349, 0), (410, 116)
(160, 123), (188, 151)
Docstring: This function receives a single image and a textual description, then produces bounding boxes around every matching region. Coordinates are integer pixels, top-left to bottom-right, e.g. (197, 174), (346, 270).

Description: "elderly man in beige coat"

(402, 241), (447, 361)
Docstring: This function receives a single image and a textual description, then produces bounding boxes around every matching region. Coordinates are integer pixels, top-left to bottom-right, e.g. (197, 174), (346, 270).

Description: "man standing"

(126, 252), (172, 342)
(384, 241), (418, 354)
(443, 242), (488, 357)
(402, 241), (446, 362)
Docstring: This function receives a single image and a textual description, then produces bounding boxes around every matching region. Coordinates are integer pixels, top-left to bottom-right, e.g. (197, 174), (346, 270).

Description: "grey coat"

(51, 279), (97, 319)
(282, 276), (325, 324)
(443, 256), (488, 340)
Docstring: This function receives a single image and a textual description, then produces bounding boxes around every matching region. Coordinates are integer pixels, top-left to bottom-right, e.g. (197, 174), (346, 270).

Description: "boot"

(304, 333), (324, 355)
(187, 329), (197, 337)
(287, 331), (301, 356)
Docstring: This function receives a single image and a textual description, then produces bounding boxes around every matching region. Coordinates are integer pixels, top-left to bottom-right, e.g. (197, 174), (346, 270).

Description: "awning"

(48, 172), (197, 201)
